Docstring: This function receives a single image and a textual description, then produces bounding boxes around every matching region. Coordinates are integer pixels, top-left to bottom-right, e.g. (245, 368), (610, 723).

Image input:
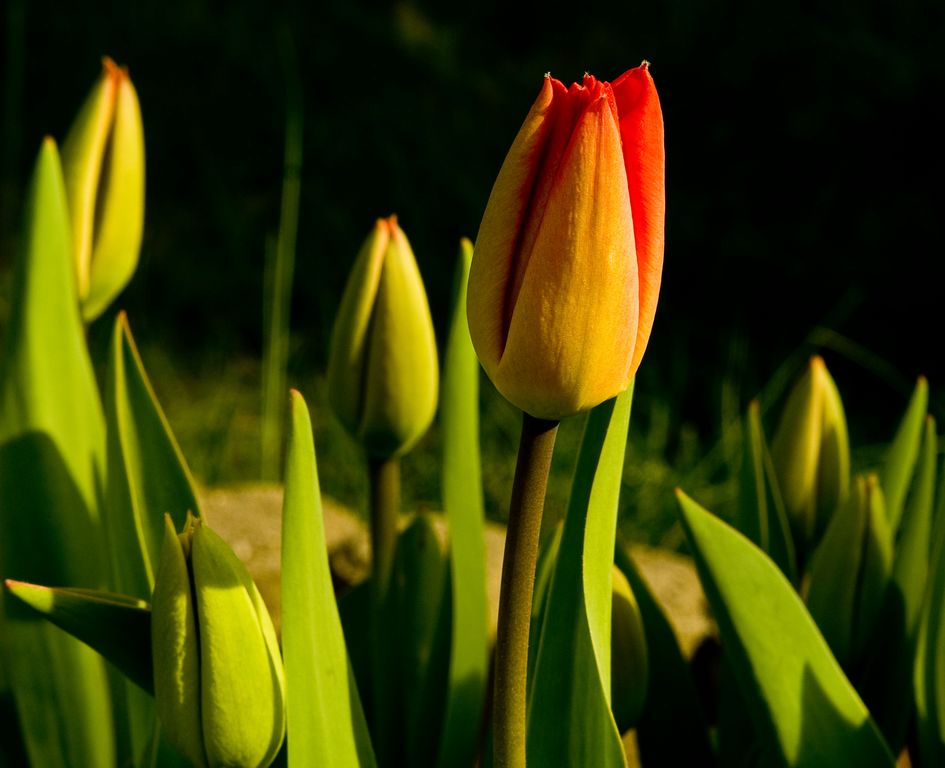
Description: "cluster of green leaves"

(674, 360), (945, 767)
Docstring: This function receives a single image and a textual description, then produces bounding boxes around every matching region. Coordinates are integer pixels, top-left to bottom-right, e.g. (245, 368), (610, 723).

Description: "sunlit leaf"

(526, 389), (632, 767)
(436, 238), (489, 768)
(4, 580), (152, 694)
(104, 312), (201, 601)
(281, 391), (376, 767)
(0, 138), (114, 767)
(881, 377), (927, 534)
(676, 490), (894, 767)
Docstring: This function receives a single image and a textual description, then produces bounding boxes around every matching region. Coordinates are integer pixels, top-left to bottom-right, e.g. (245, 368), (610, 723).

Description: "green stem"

(369, 455), (400, 594)
(368, 455), (402, 765)
(493, 413), (559, 768)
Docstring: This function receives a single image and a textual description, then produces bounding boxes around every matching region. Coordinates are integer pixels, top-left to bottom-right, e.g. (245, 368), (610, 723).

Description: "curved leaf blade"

(4, 581), (152, 694)
(526, 388), (632, 768)
(676, 490), (893, 768)
(0, 138), (113, 767)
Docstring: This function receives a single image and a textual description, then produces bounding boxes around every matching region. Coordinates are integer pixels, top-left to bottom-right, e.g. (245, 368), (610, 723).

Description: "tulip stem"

(368, 455), (403, 765)
(494, 413), (559, 768)
(369, 456), (400, 593)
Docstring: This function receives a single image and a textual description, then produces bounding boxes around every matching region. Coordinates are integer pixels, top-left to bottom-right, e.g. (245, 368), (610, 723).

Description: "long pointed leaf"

(4, 580), (152, 694)
(105, 311), (201, 600)
(676, 490), (894, 767)
(0, 138), (114, 767)
(881, 377), (927, 534)
(914, 425), (945, 766)
(104, 311), (200, 766)
(281, 391), (376, 767)
(737, 400), (796, 582)
(526, 388), (632, 767)
(436, 238), (489, 768)
(860, 415), (936, 751)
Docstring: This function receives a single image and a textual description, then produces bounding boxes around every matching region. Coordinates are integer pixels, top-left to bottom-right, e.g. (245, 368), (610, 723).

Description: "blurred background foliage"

(1, 0), (943, 546)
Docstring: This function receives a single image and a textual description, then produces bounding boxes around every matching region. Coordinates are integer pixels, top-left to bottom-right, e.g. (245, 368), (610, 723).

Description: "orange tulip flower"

(468, 64), (664, 420)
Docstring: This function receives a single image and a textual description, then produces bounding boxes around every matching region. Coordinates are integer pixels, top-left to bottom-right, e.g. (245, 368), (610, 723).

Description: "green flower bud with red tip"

(151, 513), (285, 768)
(327, 216), (439, 458)
(61, 57), (145, 322)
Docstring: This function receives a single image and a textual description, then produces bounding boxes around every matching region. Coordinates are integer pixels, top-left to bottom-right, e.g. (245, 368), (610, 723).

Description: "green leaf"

(103, 311), (201, 766)
(806, 475), (892, 670)
(0, 138), (114, 767)
(104, 311), (201, 600)
(614, 541), (714, 767)
(881, 376), (928, 534)
(913, 420), (945, 766)
(435, 238), (489, 768)
(526, 388), (632, 768)
(393, 515), (451, 767)
(281, 391), (376, 767)
(737, 400), (796, 583)
(4, 580), (152, 694)
(676, 490), (894, 768)
(860, 416), (936, 751)
(527, 522), (563, 690)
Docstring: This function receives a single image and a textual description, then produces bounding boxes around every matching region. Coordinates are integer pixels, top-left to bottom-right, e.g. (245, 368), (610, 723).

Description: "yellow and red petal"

(612, 64), (665, 379)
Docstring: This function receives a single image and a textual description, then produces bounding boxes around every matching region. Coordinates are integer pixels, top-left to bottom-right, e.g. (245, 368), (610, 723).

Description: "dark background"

(2, 0), (943, 536)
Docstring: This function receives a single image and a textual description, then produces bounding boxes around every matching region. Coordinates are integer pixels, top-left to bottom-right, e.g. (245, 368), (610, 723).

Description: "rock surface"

(203, 483), (713, 657)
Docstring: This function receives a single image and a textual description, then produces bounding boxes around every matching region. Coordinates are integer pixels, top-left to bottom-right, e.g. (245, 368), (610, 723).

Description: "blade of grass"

(260, 25), (303, 481)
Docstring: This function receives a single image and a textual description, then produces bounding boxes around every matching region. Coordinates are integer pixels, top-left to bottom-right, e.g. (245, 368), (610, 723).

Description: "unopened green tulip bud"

(806, 473), (892, 668)
(771, 355), (850, 553)
(327, 216), (438, 458)
(611, 565), (648, 732)
(61, 57), (145, 322)
(151, 514), (285, 768)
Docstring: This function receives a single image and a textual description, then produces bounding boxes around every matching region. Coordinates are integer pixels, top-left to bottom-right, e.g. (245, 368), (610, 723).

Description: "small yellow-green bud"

(771, 355), (850, 552)
(151, 514), (285, 768)
(611, 565), (648, 731)
(327, 216), (439, 458)
(61, 57), (145, 322)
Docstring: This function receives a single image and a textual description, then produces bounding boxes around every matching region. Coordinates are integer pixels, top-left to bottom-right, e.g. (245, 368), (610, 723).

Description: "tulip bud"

(770, 356), (850, 553)
(467, 64), (664, 420)
(805, 474), (892, 669)
(151, 513), (285, 768)
(611, 564), (648, 732)
(327, 216), (439, 458)
(61, 57), (145, 322)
